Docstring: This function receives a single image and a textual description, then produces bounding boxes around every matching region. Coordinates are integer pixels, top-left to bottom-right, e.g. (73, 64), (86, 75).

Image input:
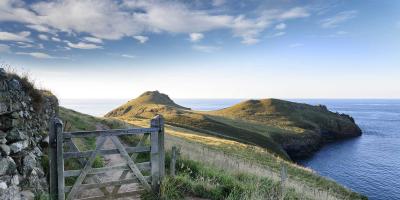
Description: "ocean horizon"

(59, 98), (400, 117)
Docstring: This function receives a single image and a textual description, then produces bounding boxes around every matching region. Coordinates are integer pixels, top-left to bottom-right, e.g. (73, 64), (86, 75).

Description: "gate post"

(150, 115), (165, 193)
(49, 118), (64, 200)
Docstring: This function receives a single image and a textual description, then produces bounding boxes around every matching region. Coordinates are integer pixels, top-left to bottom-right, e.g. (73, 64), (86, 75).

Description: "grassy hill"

(106, 91), (361, 159)
(62, 106), (366, 199)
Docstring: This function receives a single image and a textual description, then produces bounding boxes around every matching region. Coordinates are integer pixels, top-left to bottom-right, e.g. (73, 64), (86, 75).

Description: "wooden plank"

(49, 118), (58, 200)
(158, 117), (165, 179)
(65, 139), (110, 196)
(109, 190), (143, 199)
(65, 177), (149, 192)
(170, 146), (177, 177)
(110, 136), (152, 191)
(150, 115), (165, 192)
(77, 190), (144, 200)
(55, 118), (65, 200)
(63, 128), (158, 139)
(64, 162), (150, 177)
(63, 146), (150, 159)
(66, 136), (107, 200)
(111, 170), (129, 194)
(150, 120), (160, 192)
(112, 133), (149, 194)
(280, 161), (287, 200)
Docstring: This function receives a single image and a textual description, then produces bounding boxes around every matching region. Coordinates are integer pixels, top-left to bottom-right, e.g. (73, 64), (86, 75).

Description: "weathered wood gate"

(48, 115), (165, 200)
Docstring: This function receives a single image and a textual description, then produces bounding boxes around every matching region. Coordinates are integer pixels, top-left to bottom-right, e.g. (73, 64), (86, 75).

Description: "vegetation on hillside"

(58, 105), (365, 199)
(124, 118), (366, 200)
(143, 153), (304, 200)
(106, 91), (361, 159)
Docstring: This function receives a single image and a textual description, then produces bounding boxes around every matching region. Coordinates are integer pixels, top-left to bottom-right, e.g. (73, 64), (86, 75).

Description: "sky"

(0, 0), (399, 99)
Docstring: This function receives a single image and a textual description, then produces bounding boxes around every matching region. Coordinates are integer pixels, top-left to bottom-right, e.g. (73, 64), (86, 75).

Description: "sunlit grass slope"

(117, 117), (366, 200)
(105, 91), (361, 159)
(59, 107), (366, 199)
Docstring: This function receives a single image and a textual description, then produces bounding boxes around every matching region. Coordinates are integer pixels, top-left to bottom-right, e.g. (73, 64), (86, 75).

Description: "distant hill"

(105, 90), (189, 118)
(106, 91), (361, 159)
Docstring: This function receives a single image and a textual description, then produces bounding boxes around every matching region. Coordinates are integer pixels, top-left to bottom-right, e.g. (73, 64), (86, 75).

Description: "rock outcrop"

(0, 68), (58, 200)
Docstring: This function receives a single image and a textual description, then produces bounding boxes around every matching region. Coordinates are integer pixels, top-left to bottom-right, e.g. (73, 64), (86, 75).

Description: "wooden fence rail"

(49, 115), (165, 200)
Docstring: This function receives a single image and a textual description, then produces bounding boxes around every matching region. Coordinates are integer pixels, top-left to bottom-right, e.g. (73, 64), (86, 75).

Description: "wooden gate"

(48, 115), (165, 200)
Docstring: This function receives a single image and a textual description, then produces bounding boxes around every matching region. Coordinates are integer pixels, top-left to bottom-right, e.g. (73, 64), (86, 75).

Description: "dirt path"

(76, 124), (142, 200)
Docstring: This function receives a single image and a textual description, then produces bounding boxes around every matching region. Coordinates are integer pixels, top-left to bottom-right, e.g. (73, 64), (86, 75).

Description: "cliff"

(0, 69), (58, 200)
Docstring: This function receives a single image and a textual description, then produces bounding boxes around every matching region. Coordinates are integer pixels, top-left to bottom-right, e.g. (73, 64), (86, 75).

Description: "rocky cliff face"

(0, 69), (58, 200)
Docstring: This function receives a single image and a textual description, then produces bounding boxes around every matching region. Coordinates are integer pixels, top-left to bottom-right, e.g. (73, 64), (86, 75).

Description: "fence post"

(170, 146), (177, 177)
(280, 161), (287, 200)
(150, 115), (165, 193)
(49, 118), (64, 200)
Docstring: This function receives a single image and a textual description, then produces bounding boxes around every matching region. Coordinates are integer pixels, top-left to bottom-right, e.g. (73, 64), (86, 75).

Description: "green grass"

(158, 124), (366, 200)
(115, 116), (366, 199)
(204, 140), (366, 200)
(60, 106), (130, 132)
(60, 106), (133, 150)
(142, 153), (306, 200)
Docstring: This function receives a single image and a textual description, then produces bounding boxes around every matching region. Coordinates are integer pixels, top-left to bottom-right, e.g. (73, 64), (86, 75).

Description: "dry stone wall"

(0, 68), (58, 200)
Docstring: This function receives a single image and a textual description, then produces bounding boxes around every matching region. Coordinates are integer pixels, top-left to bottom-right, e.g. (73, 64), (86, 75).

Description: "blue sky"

(0, 0), (399, 99)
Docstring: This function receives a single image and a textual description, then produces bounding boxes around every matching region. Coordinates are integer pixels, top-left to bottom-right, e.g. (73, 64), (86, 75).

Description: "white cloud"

(51, 37), (61, 42)
(320, 10), (358, 28)
(16, 42), (44, 49)
(230, 15), (267, 45)
(241, 38), (259, 45)
(0, 44), (10, 53)
(192, 45), (220, 53)
(26, 24), (53, 33)
(16, 52), (56, 59)
(67, 42), (102, 49)
(275, 23), (286, 30)
(231, 7), (309, 44)
(38, 34), (49, 40)
(133, 35), (148, 44)
(0, 0), (311, 45)
(0, 31), (31, 42)
(16, 42), (34, 48)
(189, 33), (204, 42)
(278, 7), (310, 19)
(121, 54), (136, 59)
(269, 32), (286, 38)
(84, 37), (103, 44)
(0, 0), (38, 24)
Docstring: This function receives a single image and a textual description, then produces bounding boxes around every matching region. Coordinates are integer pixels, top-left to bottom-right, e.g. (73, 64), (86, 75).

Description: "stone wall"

(0, 68), (58, 200)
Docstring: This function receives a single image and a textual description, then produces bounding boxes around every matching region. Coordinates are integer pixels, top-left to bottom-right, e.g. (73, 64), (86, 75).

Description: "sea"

(60, 98), (400, 200)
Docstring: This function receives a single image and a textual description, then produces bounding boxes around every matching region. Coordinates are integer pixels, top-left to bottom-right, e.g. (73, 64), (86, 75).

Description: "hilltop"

(106, 91), (361, 159)
(106, 91), (189, 118)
